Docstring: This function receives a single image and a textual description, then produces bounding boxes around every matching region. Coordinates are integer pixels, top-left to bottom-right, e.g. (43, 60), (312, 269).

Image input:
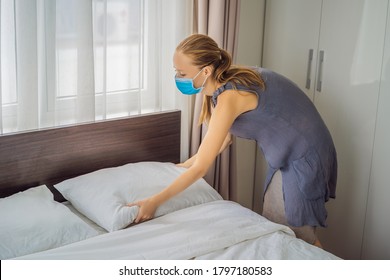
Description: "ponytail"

(176, 34), (265, 125)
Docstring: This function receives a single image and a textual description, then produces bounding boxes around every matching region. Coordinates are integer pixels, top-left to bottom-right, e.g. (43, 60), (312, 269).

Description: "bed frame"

(0, 110), (181, 201)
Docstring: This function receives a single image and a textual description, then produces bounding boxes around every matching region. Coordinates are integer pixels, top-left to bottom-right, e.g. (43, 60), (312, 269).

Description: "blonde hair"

(176, 34), (264, 124)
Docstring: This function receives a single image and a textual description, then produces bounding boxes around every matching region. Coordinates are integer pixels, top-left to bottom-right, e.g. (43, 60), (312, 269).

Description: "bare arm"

(220, 132), (232, 153)
(129, 90), (257, 223)
(177, 132), (232, 169)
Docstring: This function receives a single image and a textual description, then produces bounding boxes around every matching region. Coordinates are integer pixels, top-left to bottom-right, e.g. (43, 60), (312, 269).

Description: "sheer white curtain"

(0, 0), (192, 138)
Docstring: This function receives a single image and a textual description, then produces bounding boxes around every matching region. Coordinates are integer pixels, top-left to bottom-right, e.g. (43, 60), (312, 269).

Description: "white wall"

(236, 0), (265, 66)
(234, 0), (266, 212)
(361, 4), (390, 259)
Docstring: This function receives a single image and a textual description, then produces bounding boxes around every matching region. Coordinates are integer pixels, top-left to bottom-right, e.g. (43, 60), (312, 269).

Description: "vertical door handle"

(305, 49), (314, 89)
(316, 50), (325, 92)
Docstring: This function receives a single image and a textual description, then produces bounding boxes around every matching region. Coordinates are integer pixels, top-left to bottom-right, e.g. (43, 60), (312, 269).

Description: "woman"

(128, 34), (337, 246)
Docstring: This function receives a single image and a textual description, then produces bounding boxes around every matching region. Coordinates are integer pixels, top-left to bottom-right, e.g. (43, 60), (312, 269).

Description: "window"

(0, 0), (191, 134)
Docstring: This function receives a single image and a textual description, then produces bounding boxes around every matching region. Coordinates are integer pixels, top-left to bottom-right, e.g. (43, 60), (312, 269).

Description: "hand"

(127, 198), (158, 223)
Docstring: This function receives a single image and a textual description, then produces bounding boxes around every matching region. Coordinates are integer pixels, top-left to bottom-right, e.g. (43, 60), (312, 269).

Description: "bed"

(0, 110), (340, 260)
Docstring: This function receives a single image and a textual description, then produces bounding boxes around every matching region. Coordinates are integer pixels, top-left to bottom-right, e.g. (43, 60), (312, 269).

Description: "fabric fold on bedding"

(15, 201), (339, 260)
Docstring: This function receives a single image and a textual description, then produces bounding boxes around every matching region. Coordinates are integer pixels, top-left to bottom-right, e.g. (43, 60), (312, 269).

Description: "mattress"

(15, 200), (340, 260)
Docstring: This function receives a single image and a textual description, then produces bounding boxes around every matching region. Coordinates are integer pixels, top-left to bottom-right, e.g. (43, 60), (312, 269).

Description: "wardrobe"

(262, 0), (390, 259)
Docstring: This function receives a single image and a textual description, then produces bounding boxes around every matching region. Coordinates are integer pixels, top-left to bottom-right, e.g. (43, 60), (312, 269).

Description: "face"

(173, 51), (207, 89)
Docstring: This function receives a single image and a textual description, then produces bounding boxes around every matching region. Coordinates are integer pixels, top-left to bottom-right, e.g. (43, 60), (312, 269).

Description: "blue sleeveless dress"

(212, 67), (337, 227)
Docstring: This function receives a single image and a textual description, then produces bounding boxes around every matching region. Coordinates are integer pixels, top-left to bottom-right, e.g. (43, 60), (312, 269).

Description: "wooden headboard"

(0, 110), (181, 201)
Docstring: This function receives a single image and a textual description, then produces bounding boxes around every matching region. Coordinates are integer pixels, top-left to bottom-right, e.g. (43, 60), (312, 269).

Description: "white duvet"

(15, 201), (340, 260)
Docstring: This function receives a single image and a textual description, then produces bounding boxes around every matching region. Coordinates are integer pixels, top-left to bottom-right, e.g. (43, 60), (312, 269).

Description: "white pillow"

(54, 162), (223, 232)
(0, 185), (100, 259)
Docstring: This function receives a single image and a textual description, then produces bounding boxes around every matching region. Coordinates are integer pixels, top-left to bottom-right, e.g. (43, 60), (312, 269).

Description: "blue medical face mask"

(175, 68), (208, 95)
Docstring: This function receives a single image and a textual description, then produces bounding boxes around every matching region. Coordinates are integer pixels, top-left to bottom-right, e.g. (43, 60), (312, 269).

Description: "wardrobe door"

(262, 0), (389, 259)
(314, 0), (388, 259)
(262, 0), (322, 100)
(361, 4), (390, 260)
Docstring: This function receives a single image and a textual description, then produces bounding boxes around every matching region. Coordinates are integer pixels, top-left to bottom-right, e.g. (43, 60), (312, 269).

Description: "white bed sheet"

(15, 200), (340, 260)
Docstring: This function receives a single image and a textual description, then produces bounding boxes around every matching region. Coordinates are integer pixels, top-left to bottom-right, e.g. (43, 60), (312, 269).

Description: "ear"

(203, 65), (213, 77)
